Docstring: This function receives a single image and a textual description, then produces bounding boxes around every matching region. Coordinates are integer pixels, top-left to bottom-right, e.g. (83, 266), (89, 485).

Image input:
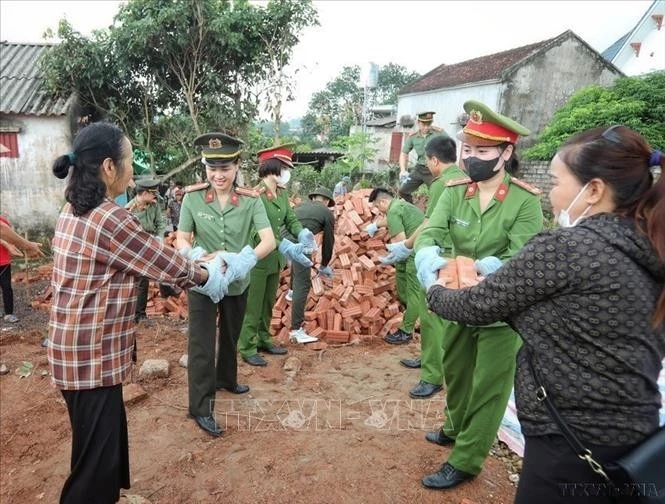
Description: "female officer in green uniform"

(238, 144), (316, 367)
(176, 133), (276, 437)
(414, 100), (544, 489)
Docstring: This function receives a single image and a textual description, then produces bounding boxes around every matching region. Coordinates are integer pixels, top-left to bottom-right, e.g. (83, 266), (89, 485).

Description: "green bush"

(524, 71), (665, 160)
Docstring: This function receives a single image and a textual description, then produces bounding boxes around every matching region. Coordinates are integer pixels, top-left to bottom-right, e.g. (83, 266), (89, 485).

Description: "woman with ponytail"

(48, 122), (226, 503)
(426, 125), (665, 503)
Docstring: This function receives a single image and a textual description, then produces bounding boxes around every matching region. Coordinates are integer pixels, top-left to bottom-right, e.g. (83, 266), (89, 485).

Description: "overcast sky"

(1, 0), (651, 119)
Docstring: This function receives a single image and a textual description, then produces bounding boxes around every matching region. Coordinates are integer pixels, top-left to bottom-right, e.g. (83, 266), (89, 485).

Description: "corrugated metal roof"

(602, 32), (631, 62)
(0, 42), (71, 116)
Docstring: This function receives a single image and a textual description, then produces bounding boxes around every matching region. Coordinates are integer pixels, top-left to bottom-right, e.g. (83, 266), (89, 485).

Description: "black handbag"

(525, 349), (665, 503)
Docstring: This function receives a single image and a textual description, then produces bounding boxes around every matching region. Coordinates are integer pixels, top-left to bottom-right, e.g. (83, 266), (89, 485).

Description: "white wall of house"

(614, 17), (665, 75)
(396, 82), (501, 163)
(0, 115), (69, 231)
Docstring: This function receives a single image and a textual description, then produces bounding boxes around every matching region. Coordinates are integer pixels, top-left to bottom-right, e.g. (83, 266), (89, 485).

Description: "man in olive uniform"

(398, 111), (448, 203)
(286, 186), (336, 344)
(415, 100), (543, 489)
(382, 135), (465, 398)
(367, 189), (432, 391)
(126, 178), (168, 322)
(178, 132), (275, 436)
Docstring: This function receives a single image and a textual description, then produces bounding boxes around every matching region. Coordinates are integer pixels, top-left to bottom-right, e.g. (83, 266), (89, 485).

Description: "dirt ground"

(0, 281), (517, 504)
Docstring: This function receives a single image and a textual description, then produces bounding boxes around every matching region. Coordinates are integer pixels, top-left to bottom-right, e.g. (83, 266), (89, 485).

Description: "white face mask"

(276, 169), (291, 186)
(557, 183), (591, 228)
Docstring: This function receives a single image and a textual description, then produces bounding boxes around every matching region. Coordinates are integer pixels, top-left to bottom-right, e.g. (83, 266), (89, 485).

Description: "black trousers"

(290, 259), (312, 330)
(0, 264), (14, 315)
(135, 277), (149, 317)
(515, 434), (639, 504)
(187, 289), (248, 417)
(398, 164), (435, 203)
(60, 385), (130, 504)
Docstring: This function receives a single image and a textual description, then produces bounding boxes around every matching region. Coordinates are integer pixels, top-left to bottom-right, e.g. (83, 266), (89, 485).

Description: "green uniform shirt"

(425, 164), (466, 219)
(254, 181), (303, 271)
(402, 128), (449, 167)
(415, 173), (543, 261)
(125, 197), (166, 237)
(387, 198), (425, 239)
(178, 185), (270, 296)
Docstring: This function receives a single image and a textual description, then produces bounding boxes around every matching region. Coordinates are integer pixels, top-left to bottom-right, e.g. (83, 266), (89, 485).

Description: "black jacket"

(428, 213), (665, 445)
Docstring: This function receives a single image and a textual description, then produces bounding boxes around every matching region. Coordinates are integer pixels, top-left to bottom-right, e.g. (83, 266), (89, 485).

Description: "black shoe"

(218, 383), (250, 394)
(190, 415), (222, 437)
(400, 357), (421, 368)
(242, 354), (267, 367)
(259, 344), (288, 355)
(384, 330), (412, 345)
(425, 429), (455, 446)
(134, 313), (148, 323)
(409, 380), (442, 399)
(422, 462), (475, 489)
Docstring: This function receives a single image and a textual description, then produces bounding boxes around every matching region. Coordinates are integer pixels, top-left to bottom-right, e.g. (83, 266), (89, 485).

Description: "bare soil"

(0, 281), (517, 504)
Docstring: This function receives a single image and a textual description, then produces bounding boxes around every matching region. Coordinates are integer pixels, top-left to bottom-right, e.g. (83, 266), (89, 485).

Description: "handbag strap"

(524, 347), (613, 483)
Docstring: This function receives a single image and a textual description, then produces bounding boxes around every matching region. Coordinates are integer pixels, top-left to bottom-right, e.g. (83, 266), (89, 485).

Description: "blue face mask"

(557, 183), (591, 228)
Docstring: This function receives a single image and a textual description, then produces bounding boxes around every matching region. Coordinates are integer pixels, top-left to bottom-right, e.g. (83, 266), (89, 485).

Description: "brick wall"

(520, 160), (552, 215)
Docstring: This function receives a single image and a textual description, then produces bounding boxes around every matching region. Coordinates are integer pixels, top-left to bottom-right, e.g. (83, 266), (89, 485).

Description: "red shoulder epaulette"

(510, 177), (542, 195)
(445, 177), (472, 187)
(235, 186), (260, 198)
(184, 182), (210, 193)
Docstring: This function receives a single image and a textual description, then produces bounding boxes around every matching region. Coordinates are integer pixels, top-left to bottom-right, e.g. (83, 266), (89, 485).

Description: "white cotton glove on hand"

(379, 240), (412, 265)
(298, 228), (317, 253)
(415, 246), (448, 290)
(399, 172), (411, 185)
(364, 223), (379, 237)
(475, 256), (503, 276)
(278, 239), (313, 267)
(190, 254), (229, 303)
(219, 246), (257, 284)
(179, 246), (207, 262)
(318, 265), (334, 278)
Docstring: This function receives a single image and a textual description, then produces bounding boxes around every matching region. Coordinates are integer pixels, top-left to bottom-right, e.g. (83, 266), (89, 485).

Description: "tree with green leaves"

(40, 0), (318, 178)
(301, 63), (420, 144)
(524, 71), (665, 160)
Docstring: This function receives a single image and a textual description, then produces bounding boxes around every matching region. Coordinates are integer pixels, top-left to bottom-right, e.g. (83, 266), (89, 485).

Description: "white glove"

(220, 246), (257, 284)
(364, 223), (379, 237)
(415, 246), (447, 289)
(190, 254), (229, 303)
(475, 256), (503, 276)
(379, 240), (412, 264)
(279, 239), (313, 267)
(298, 228), (317, 253)
(399, 172), (411, 185)
(179, 246), (207, 262)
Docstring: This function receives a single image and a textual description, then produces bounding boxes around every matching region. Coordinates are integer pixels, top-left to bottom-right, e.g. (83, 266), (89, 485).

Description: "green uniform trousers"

(441, 322), (521, 475)
(398, 164), (435, 204)
(417, 297), (445, 386)
(290, 259), (311, 330)
(187, 289), (247, 417)
(237, 262), (280, 358)
(395, 258), (419, 334)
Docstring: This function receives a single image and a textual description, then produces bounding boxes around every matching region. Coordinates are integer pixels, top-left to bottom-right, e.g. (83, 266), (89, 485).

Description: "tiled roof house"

(396, 30), (623, 148)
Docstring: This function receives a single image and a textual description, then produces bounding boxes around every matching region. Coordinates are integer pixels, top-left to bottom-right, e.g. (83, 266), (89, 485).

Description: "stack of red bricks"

(271, 189), (402, 346)
(31, 190), (407, 338)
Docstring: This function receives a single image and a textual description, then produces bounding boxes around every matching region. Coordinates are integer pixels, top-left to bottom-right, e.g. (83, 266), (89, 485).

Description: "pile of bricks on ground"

(271, 188), (402, 346)
(30, 190), (409, 341)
